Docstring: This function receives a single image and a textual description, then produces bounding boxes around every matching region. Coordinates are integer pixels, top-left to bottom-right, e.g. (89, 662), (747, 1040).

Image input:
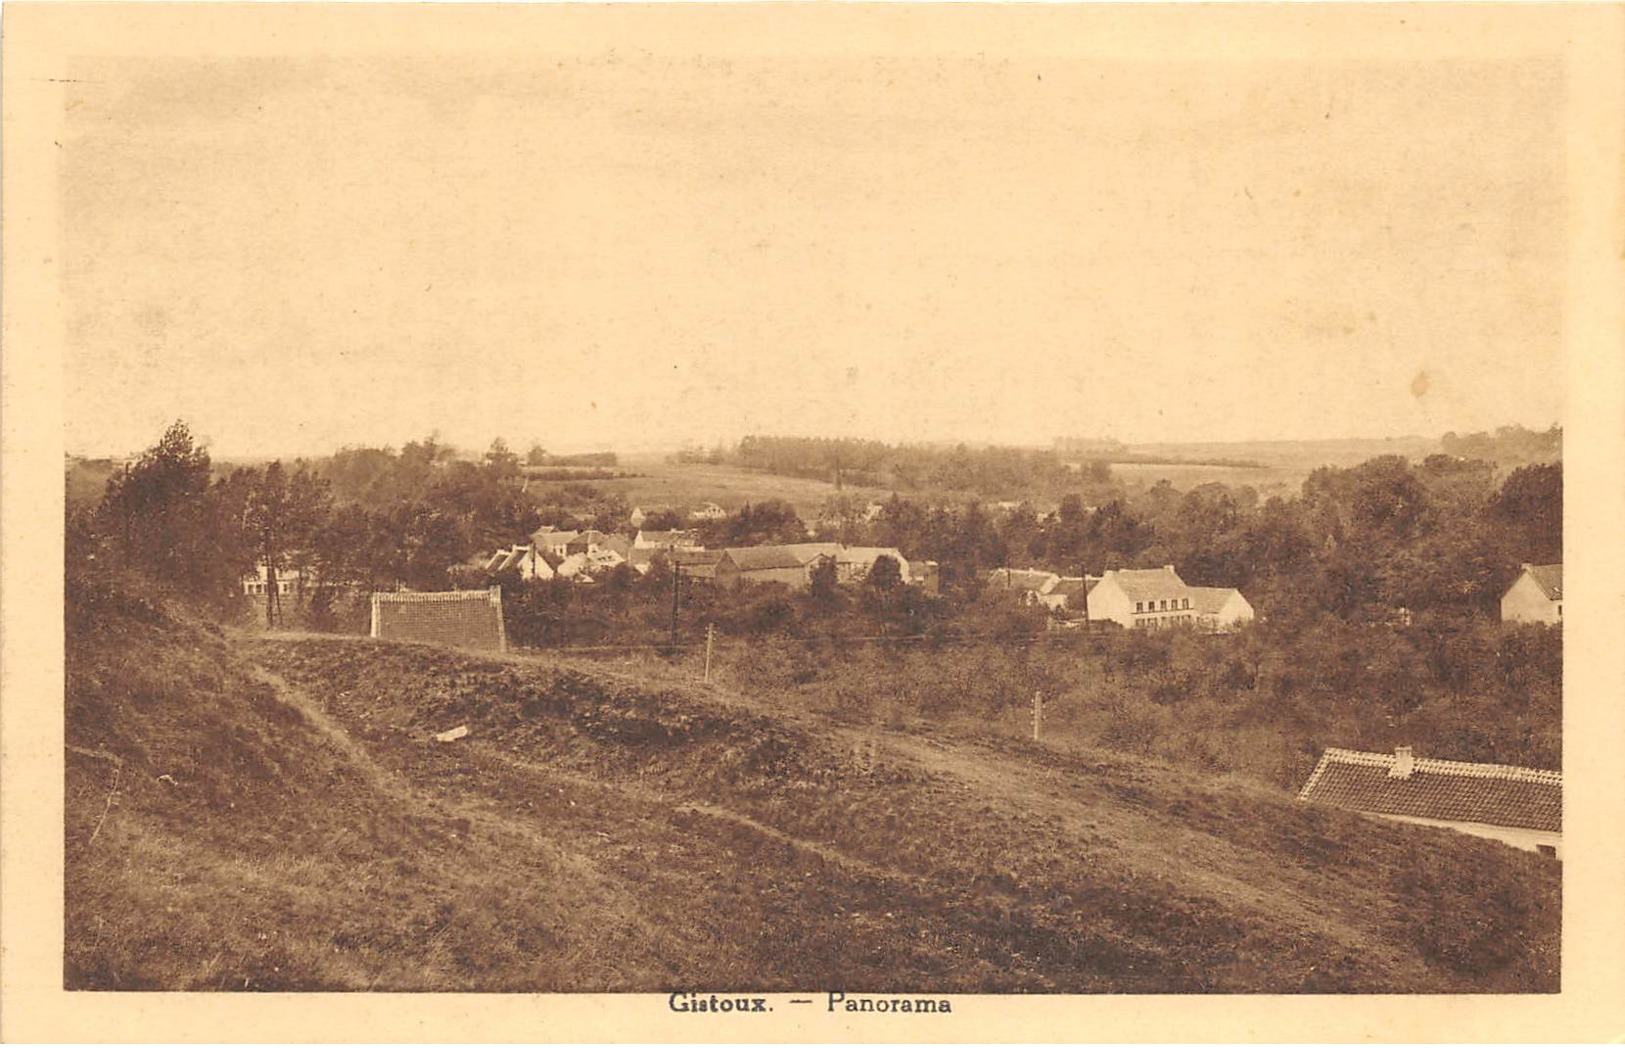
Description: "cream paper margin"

(2, 3), (1621, 1042)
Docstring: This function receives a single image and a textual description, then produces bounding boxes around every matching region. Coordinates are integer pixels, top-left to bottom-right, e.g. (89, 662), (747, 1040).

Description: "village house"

(689, 502), (728, 523)
(670, 548), (724, 581)
(565, 530), (613, 557)
(531, 528), (579, 558)
(713, 546), (831, 589)
(986, 568), (1062, 605)
(1298, 746), (1561, 859)
(483, 544), (554, 581)
(1037, 576), (1095, 613)
(1187, 585), (1255, 632)
(834, 546), (911, 585)
(241, 562), (302, 598)
(1085, 566), (1194, 628)
(1500, 563), (1562, 625)
(634, 529), (701, 551)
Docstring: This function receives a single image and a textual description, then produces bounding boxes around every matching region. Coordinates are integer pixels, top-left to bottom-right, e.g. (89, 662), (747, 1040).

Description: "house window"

(1160, 600), (1168, 611)
(1557, 604), (1562, 617)
(1183, 597), (1190, 609)
(1135, 602), (1143, 613)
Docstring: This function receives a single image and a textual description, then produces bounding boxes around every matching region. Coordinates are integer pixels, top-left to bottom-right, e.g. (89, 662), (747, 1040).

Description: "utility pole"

(703, 623), (715, 683)
(1032, 689), (1043, 742)
(669, 561), (682, 648)
(1080, 563), (1092, 631)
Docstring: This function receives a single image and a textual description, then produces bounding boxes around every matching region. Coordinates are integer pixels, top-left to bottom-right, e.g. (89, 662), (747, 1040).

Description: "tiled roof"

(1525, 563), (1562, 601)
(533, 529), (579, 548)
(783, 543), (843, 563)
(1104, 567), (1189, 604)
(837, 547), (907, 567)
(723, 546), (813, 571)
(1187, 586), (1242, 614)
(673, 550), (722, 579)
(1048, 576), (1093, 599)
(372, 588), (506, 652)
(988, 569), (1060, 594)
(1298, 748), (1561, 833)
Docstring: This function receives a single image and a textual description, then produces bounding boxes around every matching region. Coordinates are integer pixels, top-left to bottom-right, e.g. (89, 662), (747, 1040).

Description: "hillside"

(66, 577), (1558, 992)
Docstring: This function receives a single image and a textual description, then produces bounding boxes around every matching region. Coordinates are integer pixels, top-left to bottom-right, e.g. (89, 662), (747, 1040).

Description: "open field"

(65, 576), (1559, 992)
(598, 457), (894, 518)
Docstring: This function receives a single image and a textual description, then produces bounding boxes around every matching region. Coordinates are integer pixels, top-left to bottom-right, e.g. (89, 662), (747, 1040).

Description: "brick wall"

(370, 587), (507, 652)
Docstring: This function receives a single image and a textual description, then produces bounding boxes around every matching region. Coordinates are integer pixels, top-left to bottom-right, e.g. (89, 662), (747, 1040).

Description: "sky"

(60, 42), (1566, 459)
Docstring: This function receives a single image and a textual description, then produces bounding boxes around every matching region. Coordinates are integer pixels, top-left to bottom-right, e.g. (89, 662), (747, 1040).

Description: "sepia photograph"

(4, 2), (1625, 1042)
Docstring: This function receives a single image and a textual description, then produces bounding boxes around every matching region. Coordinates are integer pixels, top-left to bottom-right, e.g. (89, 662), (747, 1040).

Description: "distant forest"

(678, 425), (1560, 500)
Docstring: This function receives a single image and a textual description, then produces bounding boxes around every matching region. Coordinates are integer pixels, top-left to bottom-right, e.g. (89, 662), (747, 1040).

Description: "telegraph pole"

(1032, 690), (1043, 742)
(669, 560), (681, 648)
(703, 623), (715, 683)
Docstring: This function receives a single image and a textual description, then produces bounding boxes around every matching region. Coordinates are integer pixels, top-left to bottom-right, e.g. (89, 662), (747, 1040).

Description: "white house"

(1500, 563), (1562, 625)
(1188, 586), (1255, 631)
(531, 529), (579, 559)
(689, 502), (728, 522)
(1299, 746), (1561, 859)
(484, 544), (554, 581)
(634, 529), (701, 551)
(242, 562), (302, 598)
(1085, 566), (1197, 628)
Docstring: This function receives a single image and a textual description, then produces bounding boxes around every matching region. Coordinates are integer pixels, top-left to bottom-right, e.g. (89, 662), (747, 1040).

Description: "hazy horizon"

(62, 43), (1565, 461)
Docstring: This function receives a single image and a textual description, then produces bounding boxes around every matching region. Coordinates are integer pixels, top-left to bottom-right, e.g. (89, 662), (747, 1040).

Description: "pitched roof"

(372, 588), (506, 652)
(1298, 748), (1561, 833)
(987, 568), (1060, 594)
(672, 548), (723, 579)
(722, 546), (813, 571)
(1187, 586), (1243, 614)
(1523, 563), (1563, 601)
(837, 546), (907, 567)
(1048, 576), (1093, 599)
(782, 542), (843, 563)
(533, 528), (579, 547)
(1103, 566), (1189, 604)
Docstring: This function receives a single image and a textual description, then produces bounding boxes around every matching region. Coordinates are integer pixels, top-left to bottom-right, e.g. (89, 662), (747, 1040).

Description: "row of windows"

(244, 581), (296, 596)
(1135, 598), (1190, 614)
(1134, 614), (1195, 629)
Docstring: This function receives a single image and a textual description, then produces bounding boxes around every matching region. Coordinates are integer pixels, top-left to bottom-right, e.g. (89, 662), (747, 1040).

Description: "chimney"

(1165, 564), (1175, 573)
(1389, 745), (1416, 780)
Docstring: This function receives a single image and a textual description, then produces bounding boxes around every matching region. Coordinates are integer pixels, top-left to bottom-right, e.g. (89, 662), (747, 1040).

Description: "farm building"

(370, 587), (507, 652)
(1298, 746), (1561, 858)
(1501, 563), (1562, 624)
(714, 546), (829, 589)
(835, 547), (911, 584)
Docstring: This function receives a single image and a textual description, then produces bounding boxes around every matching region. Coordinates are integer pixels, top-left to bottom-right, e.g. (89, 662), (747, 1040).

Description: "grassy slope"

(66, 582), (1558, 992)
